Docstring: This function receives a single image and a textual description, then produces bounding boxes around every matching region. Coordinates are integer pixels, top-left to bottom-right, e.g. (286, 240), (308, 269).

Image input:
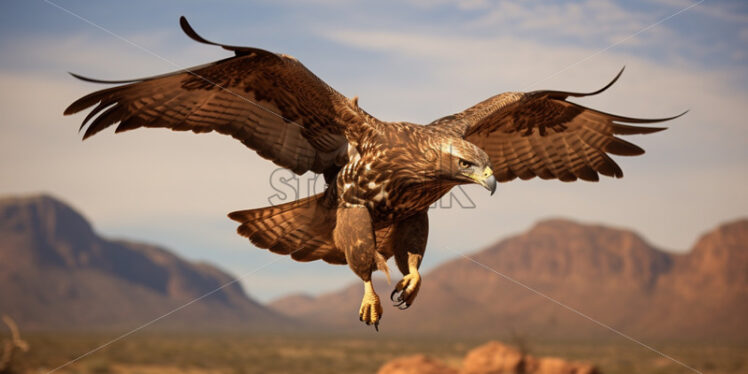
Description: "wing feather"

(430, 69), (684, 182)
(65, 18), (361, 175)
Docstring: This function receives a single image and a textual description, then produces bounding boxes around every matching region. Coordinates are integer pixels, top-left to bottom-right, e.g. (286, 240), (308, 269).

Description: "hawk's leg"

(360, 280), (382, 330)
(390, 211), (428, 309)
(333, 204), (383, 330)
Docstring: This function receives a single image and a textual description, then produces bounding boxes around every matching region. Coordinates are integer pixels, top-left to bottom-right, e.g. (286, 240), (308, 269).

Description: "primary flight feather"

(65, 17), (684, 331)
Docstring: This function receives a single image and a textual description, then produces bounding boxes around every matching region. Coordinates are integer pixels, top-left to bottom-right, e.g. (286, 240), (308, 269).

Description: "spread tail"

(228, 193), (346, 264)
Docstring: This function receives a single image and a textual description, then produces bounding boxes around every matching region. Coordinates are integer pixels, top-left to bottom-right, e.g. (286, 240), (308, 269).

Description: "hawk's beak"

(475, 167), (497, 196)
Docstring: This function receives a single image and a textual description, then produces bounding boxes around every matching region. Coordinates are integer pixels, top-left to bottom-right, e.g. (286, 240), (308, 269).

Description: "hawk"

(64, 17), (684, 330)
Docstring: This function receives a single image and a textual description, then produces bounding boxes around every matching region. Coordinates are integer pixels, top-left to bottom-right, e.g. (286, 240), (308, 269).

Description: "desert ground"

(3, 332), (746, 374)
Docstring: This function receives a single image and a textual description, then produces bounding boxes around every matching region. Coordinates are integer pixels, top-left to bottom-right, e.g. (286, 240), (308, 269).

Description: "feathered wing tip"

(551, 68), (688, 156)
(579, 66), (625, 97)
(62, 16), (227, 97)
(67, 72), (140, 85)
(537, 67), (625, 99)
(64, 61), (216, 117)
(544, 66), (688, 127)
(598, 109), (686, 157)
(464, 68), (687, 183)
(63, 82), (122, 117)
(63, 16), (277, 118)
(179, 16), (227, 48)
(600, 109), (686, 158)
(179, 16), (278, 58)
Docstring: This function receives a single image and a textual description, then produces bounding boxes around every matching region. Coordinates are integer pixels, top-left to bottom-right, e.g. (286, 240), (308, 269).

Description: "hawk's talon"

(391, 271), (421, 309)
(359, 281), (383, 329)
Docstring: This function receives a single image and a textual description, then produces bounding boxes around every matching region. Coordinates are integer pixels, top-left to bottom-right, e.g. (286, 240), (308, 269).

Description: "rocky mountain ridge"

(271, 218), (748, 340)
(0, 194), (289, 330)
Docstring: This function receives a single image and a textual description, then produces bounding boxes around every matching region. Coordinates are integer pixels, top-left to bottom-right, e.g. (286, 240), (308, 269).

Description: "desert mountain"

(270, 218), (748, 340)
(2, 193), (744, 338)
(0, 194), (290, 330)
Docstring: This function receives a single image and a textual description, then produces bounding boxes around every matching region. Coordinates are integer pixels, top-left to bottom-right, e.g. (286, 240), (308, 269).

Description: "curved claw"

(392, 293), (412, 309)
(391, 288), (404, 305)
(359, 282), (383, 329)
(391, 272), (421, 310)
(390, 289), (399, 302)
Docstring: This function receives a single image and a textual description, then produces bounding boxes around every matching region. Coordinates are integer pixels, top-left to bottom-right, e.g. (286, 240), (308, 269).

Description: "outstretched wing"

(429, 68), (685, 182)
(64, 17), (360, 175)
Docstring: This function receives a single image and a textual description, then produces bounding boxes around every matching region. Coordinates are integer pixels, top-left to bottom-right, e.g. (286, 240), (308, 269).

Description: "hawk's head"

(434, 139), (496, 195)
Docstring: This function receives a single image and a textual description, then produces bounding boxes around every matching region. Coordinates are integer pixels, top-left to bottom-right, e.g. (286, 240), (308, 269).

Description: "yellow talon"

(359, 280), (383, 330)
(391, 271), (421, 309)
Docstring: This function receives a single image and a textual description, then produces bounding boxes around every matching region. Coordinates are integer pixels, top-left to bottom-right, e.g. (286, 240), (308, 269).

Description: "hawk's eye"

(458, 159), (472, 169)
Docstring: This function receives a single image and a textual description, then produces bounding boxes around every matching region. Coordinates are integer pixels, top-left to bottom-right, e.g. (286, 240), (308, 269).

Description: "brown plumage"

(64, 17), (684, 330)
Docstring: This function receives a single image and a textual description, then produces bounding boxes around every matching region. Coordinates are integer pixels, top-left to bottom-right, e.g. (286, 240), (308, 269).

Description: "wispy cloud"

(471, 0), (649, 44)
(655, 0), (748, 23)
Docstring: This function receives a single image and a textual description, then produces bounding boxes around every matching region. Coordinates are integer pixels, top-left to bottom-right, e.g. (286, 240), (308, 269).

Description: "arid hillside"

(271, 218), (748, 340)
(0, 194), (290, 330)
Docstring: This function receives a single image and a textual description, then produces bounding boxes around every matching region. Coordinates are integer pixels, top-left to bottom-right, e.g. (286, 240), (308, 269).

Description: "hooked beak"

(473, 166), (497, 196)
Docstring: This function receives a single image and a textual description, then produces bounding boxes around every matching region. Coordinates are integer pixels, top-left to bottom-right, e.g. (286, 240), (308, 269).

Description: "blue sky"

(1, 0), (746, 302)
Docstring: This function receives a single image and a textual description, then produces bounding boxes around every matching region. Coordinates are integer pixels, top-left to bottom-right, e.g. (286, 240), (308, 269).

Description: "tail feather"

(229, 194), (346, 265)
(230, 193), (399, 270)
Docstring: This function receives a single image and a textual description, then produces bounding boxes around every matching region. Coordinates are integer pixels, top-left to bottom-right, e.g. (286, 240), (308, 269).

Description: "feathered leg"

(390, 211), (428, 309)
(333, 205), (384, 330)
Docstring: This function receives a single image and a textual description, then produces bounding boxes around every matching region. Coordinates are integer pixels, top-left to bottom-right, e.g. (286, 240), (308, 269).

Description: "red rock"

(459, 341), (600, 374)
(528, 357), (599, 374)
(460, 341), (525, 374)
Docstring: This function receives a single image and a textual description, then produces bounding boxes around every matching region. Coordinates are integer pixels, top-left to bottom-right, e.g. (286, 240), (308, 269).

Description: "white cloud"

(473, 0), (648, 43)
(400, 0), (656, 47)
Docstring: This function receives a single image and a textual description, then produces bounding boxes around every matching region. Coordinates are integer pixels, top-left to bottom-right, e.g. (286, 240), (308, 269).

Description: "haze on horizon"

(0, 0), (746, 301)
